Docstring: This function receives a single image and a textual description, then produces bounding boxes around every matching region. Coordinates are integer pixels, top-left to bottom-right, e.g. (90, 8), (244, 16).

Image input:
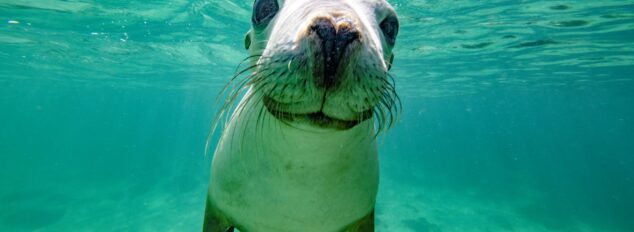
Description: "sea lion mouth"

(263, 96), (372, 130)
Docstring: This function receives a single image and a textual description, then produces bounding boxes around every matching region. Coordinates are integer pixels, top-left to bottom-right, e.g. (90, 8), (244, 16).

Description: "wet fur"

(204, 0), (399, 231)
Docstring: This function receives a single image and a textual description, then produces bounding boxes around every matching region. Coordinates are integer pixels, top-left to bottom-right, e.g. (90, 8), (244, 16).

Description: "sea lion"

(204, 0), (399, 231)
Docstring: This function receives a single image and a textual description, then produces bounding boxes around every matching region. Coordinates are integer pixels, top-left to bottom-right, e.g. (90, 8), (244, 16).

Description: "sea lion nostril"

(311, 18), (336, 41)
(335, 27), (359, 49)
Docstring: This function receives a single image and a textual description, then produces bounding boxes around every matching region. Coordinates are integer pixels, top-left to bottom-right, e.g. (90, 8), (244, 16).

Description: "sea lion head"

(240, 0), (400, 130)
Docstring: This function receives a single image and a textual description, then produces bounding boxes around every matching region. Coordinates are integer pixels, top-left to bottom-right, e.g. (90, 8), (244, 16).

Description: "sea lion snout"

(309, 16), (360, 88)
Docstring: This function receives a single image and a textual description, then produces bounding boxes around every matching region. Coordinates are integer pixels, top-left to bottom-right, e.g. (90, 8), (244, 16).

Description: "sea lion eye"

(379, 15), (399, 46)
(252, 0), (279, 26)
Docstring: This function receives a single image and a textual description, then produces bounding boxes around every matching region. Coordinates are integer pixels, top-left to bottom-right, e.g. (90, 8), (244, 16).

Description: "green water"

(1, 1), (633, 231)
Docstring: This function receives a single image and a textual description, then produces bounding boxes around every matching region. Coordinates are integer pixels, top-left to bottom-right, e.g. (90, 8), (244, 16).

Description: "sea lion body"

(208, 91), (378, 232)
(205, 0), (399, 231)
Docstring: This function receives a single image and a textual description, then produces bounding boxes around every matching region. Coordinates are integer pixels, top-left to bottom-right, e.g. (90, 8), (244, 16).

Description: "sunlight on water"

(1, 0), (633, 231)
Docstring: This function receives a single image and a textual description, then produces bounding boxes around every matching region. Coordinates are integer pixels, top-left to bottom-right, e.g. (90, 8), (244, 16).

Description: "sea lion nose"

(310, 17), (359, 88)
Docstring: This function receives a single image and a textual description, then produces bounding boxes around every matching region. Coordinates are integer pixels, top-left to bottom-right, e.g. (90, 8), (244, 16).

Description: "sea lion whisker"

(227, 70), (269, 99)
(386, 72), (397, 87)
(373, 103), (386, 136)
(234, 54), (263, 74)
(237, 93), (263, 153)
(381, 94), (395, 130)
(225, 72), (276, 119)
(378, 73), (401, 126)
(216, 63), (261, 105)
(205, 69), (278, 155)
(379, 91), (395, 130)
(386, 78), (401, 123)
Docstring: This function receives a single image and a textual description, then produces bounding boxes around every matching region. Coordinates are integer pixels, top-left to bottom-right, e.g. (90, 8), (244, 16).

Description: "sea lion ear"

(244, 31), (252, 50)
(387, 54), (394, 70)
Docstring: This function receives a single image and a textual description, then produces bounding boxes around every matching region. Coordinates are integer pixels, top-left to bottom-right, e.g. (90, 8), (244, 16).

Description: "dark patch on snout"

(310, 17), (360, 89)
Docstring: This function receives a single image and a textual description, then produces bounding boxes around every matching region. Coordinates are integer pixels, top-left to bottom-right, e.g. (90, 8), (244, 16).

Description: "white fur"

(209, 91), (378, 231)
(208, 0), (396, 231)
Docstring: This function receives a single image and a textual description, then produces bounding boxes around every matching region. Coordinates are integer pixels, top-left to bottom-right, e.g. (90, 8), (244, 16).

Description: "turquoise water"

(1, 0), (633, 231)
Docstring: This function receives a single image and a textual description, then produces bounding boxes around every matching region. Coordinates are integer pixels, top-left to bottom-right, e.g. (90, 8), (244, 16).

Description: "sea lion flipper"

(203, 197), (234, 232)
(341, 210), (375, 232)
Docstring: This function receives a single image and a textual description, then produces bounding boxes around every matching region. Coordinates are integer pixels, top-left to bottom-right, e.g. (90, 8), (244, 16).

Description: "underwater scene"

(1, 0), (633, 231)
